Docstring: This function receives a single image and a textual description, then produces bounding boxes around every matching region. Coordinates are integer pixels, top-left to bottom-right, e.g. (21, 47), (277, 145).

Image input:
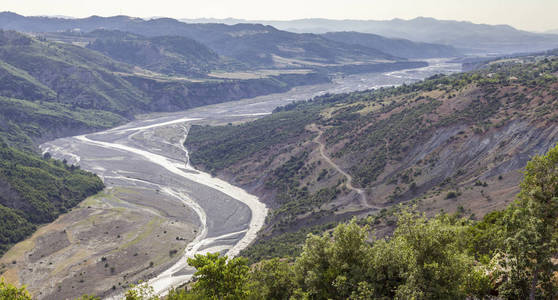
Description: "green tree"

(387, 210), (490, 299)
(464, 210), (506, 263)
(367, 236), (412, 299)
(498, 144), (558, 299)
(294, 219), (373, 299)
(187, 253), (250, 300)
(249, 258), (296, 300)
(0, 278), (32, 300)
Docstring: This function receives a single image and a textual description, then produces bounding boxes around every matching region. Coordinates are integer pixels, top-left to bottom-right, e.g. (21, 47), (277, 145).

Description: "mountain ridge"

(0, 12), (407, 69)
(183, 16), (558, 54)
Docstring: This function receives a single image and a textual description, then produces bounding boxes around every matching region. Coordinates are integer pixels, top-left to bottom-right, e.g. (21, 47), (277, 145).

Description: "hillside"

(86, 30), (228, 77)
(322, 31), (461, 58)
(0, 12), (410, 69)
(186, 55), (558, 260)
(45, 29), (240, 77)
(188, 17), (558, 54)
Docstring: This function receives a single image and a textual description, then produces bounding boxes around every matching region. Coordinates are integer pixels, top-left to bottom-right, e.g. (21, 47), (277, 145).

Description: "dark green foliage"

(0, 142), (104, 223)
(249, 258), (296, 300)
(176, 215), (490, 300)
(445, 191), (458, 199)
(496, 143), (558, 299)
(0, 204), (35, 254)
(464, 210), (505, 261)
(187, 253), (250, 300)
(0, 141), (104, 256)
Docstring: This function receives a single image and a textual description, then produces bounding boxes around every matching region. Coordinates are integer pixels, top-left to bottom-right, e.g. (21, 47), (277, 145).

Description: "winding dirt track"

(309, 124), (379, 209)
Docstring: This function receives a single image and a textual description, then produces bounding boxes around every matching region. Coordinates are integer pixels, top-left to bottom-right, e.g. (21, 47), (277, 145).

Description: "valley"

(0, 61), (460, 299)
(0, 5), (557, 298)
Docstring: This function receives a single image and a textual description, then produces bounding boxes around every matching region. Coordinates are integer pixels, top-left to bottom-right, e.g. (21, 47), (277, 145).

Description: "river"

(39, 59), (461, 298)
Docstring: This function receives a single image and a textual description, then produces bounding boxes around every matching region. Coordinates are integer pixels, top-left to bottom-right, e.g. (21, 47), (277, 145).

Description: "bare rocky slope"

(186, 54), (558, 260)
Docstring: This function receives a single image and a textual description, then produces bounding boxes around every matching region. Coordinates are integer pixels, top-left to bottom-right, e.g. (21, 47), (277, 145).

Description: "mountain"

(322, 31), (461, 58)
(0, 12), (403, 69)
(185, 17), (558, 54)
(185, 54), (558, 260)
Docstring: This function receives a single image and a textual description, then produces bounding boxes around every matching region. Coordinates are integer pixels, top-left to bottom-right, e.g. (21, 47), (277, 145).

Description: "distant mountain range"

(322, 32), (461, 59)
(0, 12), (461, 70)
(183, 17), (558, 54)
(0, 12), (389, 69)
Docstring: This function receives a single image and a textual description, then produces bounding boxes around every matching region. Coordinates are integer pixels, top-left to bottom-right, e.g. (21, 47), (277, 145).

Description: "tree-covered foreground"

(2, 143), (558, 299)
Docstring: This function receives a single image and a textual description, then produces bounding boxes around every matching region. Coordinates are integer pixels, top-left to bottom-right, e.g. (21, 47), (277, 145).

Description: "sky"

(3, 0), (558, 32)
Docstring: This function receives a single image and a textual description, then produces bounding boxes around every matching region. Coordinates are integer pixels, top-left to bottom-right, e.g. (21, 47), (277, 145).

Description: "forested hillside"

(186, 55), (558, 261)
(0, 142), (104, 256)
(0, 30), (115, 256)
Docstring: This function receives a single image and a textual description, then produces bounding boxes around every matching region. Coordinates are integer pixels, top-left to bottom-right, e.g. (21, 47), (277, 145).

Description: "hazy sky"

(3, 0), (557, 32)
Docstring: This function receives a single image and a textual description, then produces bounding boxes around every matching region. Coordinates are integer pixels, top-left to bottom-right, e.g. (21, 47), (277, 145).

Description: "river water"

(40, 59), (461, 297)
